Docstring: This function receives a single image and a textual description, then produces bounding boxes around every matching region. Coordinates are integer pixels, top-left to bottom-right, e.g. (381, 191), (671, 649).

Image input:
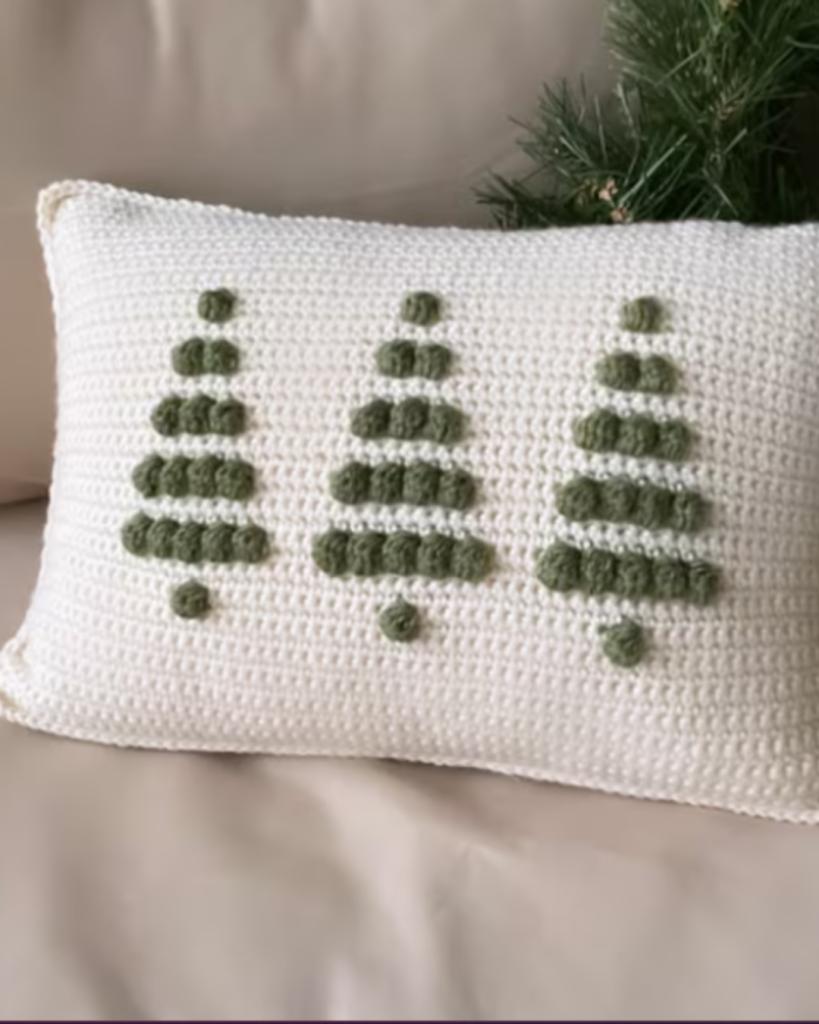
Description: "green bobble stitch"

(172, 338), (205, 377)
(402, 462), (441, 506)
(581, 548), (617, 596)
(656, 420), (692, 462)
(198, 288), (236, 323)
(423, 404), (464, 445)
(633, 484), (673, 530)
(122, 513), (153, 556)
(615, 552), (654, 599)
(438, 468), (476, 510)
(558, 477), (600, 521)
(330, 462), (372, 505)
(617, 415), (659, 459)
(313, 530), (350, 576)
(452, 537), (493, 582)
(171, 580), (211, 620)
(599, 478), (638, 521)
(379, 600), (421, 642)
(639, 355), (677, 394)
(203, 340), (240, 376)
(216, 460), (255, 501)
(160, 456), (192, 498)
(596, 352), (641, 391)
(151, 397), (183, 437)
(401, 291), (442, 327)
(188, 455), (221, 498)
(574, 409), (620, 453)
(178, 395), (215, 435)
(670, 491), (707, 533)
(233, 524), (269, 563)
(602, 619), (646, 668)
(417, 533), (454, 579)
(133, 455), (165, 498)
(390, 397), (429, 440)
(538, 543), (582, 592)
(147, 518), (179, 559)
(201, 523), (235, 563)
(382, 532), (420, 575)
(172, 522), (204, 564)
(689, 562), (720, 606)
(370, 463), (405, 504)
(347, 532), (385, 576)
(351, 399), (392, 440)
(620, 296), (663, 333)
(376, 340), (416, 379)
(415, 343), (452, 381)
(210, 398), (246, 436)
(654, 559), (690, 601)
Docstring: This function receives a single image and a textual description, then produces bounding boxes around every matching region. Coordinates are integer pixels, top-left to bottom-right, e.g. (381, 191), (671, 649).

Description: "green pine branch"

(477, 0), (819, 228)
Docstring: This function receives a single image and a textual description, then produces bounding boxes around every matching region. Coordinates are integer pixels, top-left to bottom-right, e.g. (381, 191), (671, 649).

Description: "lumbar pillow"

(2, 179), (818, 822)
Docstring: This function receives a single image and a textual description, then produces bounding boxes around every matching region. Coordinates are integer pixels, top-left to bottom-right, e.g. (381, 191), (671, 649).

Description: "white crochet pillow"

(3, 180), (819, 822)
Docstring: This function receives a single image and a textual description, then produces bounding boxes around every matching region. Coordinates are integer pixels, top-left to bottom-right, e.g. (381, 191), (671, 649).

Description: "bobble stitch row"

(376, 340), (453, 380)
(557, 476), (707, 533)
(351, 398), (464, 445)
(132, 454), (255, 501)
(151, 395), (246, 437)
(596, 353), (677, 395)
(122, 514), (269, 564)
(313, 530), (493, 582)
(573, 409), (692, 462)
(330, 460), (476, 511)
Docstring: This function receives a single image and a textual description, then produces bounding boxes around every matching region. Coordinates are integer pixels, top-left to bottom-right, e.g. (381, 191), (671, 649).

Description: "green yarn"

(376, 340), (416, 378)
(312, 529), (492, 582)
(617, 415), (659, 458)
(382, 532), (421, 575)
(596, 352), (677, 394)
(573, 409), (620, 452)
(171, 580), (211, 620)
(351, 399), (392, 440)
(656, 420), (692, 462)
(401, 291), (442, 327)
(178, 394), (215, 435)
(581, 547), (618, 595)
(188, 455), (221, 498)
(312, 529), (351, 576)
(633, 484), (673, 530)
(602, 619), (646, 668)
(537, 543), (582, 592)
(379, 600), (422, 642)
(202, 523), (235, 563)
(669, 491), (707, 532)
(330, 462), (372, 505)
(160, 456), (192, 498)
(639, 355), (677, 394)
(198, 288), (236, 323)
(423, 404), (464, 445)
(371, 463), (405, 504)
(688, 561), (721, 606)
(147, 518), (179, 559)
(203, 339), (240, 376)
(132, 455), (165, 498)
(596, 353), (641, 391)
(402, 462), (441, 505)
(348, 532), (385, 576)
(215, 459), (255, 501)
(557, 477), (600, 521)
(232, 524), (270, 564)
(415, 343), (452, 381)
(417, 533), (454, 579)
(172, 338), (206, 376)
(121, 513), (152, 556)
(599, 478), (638, 521)
(390, 397), (429, 440)
(451, 537), (493, 581)
(620, 296), (663, 333)
(538, 544), (718, 605)
(210, 398), (246, 436)
(438, 468), (476, 511)
(376, 340), (453, 379)
(172, 522), (204, 564)
(151, 396), (183, 437)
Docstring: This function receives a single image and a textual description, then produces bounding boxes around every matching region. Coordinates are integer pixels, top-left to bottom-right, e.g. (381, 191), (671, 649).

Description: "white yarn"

(3, 179), (819, 822)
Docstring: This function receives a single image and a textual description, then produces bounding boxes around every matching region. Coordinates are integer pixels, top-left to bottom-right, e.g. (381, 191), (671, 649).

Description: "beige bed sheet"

(2, 501), (819, 1019)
